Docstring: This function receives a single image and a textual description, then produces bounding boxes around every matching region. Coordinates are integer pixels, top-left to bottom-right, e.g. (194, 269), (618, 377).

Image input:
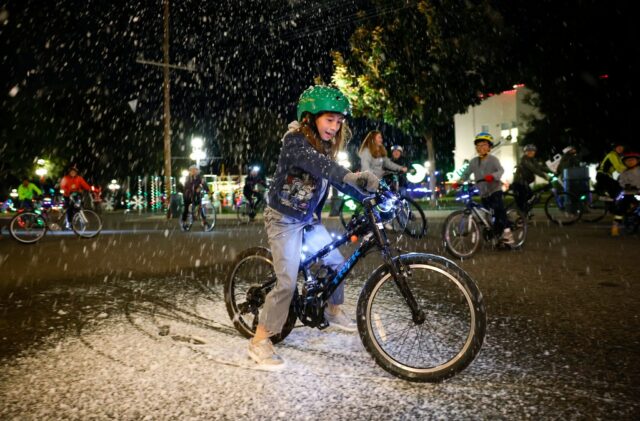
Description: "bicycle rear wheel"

(393, 196), (427, 238)
(580, 190), (609, 223)
(72, 209), (102, 238)
(544, 192), (582, 225)
(357, 253), (486, 382)
(224, 247), (296, 344)
(10, 212), (47, 244)
(506, 208), (527, 248)
(442, 210), (481, 259)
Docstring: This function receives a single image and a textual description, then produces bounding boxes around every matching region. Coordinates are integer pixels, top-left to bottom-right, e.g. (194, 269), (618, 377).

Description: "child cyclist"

(455, 132), (514, 244)
(611, 152), (640, 236)
(249, 85), (379, 369)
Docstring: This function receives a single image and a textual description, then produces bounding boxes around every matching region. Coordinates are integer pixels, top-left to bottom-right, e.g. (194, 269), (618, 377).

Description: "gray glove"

(343, 171), (380, 193)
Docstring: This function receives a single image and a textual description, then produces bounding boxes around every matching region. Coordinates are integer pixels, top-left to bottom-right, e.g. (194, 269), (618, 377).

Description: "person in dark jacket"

(387, 145), (409, 194)
(556, 145), (581, 179)
(247, 85), (379, 369)
(242, 166), (268, 220)
(180, 165), (211, 230)
(512, 144), (551, 214)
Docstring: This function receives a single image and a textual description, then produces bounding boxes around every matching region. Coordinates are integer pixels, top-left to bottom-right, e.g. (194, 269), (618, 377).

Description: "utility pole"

(162, 0), (171, 214)
(136, 0), (194, 217)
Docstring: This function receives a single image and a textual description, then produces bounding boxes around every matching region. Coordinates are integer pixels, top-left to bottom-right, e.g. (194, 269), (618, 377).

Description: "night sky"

(0, 0), (636, 188)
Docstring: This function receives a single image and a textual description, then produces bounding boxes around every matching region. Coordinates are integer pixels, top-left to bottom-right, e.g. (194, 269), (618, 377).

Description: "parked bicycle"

(503, 177), (583, 225)
(10, 195), (102, 244)
(180, 193), (216, 232)
(339, 171), (427, 238)
(443, 182), (527, 259)
(225, 181), (486, 382)
(236, 186), (267, 223)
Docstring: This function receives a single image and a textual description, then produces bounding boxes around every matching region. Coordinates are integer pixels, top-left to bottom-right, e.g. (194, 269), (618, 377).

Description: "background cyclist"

(596, 142), (626, 200)
(243, 165), (268, 221)
(456, 132), (514, 245)
(611, 152), (640, 236)
(17, 177), (42, 211)
(511, 144), (551, 215)
(59, 165), (91, 228)
(181, 164), (211, 230)
(387, 145), (409, 195)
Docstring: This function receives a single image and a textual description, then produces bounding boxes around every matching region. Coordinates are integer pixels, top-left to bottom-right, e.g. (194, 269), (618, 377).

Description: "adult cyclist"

(181, 164), (211, 231)
(243, 166), (268, 221)
(60, 165), (91, 228)
(596, 142), (626, 200)
(17, 177), (42, 211)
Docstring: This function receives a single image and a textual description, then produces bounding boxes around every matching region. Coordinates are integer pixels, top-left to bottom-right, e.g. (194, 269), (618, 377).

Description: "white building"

(453, 86), (542, 183)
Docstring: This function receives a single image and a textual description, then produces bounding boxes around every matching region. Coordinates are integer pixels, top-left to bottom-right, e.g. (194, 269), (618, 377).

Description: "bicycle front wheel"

(224, 247), (296, 344)
(72, 209), (102, 238)
(357, 253), (486, 382)
(393, 197), (427, 238)
(10, 212), (47, 244)
(580, 190), (608, 223)
(236, 202), (251, 224)
(201, 203), (216, 231)
(442, 210), (481, 259)
(544, 192), (582, 225)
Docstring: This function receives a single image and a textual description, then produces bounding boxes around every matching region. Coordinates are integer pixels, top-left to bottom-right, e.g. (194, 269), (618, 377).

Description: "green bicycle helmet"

(296, 85), (352, 121)
(474, 132), (494, 146)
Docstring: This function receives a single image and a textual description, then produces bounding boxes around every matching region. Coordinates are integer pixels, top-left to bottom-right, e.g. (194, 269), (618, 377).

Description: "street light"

(189, 136), (206, 167)
(108, 179), (121, 192)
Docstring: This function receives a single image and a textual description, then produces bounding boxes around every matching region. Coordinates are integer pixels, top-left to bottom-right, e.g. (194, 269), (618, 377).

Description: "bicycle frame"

(456, 188), (493, 231)
(259, 190), (424, 326)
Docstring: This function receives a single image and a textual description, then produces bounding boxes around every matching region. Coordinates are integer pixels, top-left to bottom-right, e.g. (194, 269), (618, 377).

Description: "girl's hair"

(298, 112), (351, 160)
(359, 130), (387, 158)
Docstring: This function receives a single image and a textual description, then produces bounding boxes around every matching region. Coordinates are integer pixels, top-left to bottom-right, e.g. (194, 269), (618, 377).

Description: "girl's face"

(624, 157), (638, 168)
(374, 133), (383, 146)
(315, 112), (345, 141)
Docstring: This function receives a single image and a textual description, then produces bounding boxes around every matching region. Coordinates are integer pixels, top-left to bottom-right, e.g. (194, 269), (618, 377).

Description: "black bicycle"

(237, 186), (267, 223)
(224, 182), (485, 382)
(339, 172), (427, 239)
(180, 193), (216, 232)
(503, 177), (582, 225)
(443, 182), (527, 259)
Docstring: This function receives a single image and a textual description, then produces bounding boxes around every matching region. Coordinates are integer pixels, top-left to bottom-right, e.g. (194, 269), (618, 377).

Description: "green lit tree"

(333, 0), (515, 198)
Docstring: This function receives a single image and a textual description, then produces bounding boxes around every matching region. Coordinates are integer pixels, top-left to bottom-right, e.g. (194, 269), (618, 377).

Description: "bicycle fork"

(368, 208), (425, 325)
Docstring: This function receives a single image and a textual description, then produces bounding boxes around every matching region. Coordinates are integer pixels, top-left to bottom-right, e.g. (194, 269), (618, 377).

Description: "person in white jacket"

(358, 130), (407, 178)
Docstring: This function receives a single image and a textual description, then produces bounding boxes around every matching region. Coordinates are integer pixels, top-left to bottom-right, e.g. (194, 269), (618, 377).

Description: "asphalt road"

(0, 210), (639, 419)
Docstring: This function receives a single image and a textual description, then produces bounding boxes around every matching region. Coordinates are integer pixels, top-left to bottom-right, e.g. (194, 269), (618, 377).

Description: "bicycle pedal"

(317, 320), (330, 330)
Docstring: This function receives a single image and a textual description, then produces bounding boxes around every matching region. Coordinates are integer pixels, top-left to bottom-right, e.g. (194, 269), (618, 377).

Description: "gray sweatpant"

(260, 207), (346, 336)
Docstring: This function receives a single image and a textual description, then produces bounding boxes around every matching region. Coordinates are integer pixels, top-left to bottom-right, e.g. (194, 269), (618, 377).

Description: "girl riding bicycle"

(248, 85), (379, 369)
(358, 130), (407, 179)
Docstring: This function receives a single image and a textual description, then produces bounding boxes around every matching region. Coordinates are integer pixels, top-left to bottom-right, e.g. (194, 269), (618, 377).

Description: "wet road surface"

(1, 213), (639, 419)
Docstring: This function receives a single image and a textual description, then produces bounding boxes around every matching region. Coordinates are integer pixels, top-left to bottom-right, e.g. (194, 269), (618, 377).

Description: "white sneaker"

(325, 308), (357, 332)
(248, 338), (285, 370)
(501, 228), (515, 245)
